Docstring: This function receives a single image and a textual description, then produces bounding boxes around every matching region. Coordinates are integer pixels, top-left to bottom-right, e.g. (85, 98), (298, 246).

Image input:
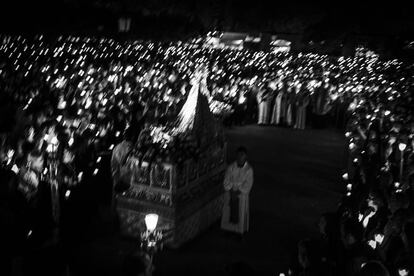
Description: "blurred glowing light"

(368, 240), (377, 249)
(398, 269), (409, 276)
(145, 213), (159, 232)
(375, 234), (384, 244)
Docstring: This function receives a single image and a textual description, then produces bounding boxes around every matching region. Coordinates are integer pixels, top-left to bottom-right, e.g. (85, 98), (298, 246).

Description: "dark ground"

(153, 125), (347, 275)
(8, 124), (346, 276)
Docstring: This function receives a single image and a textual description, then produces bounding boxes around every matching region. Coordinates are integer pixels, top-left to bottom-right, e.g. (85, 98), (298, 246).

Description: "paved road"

(153, 125), (347, 275)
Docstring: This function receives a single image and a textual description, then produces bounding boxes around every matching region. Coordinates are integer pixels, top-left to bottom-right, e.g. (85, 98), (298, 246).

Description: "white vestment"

(221, 161), (254, 234)
(257, 90), (267, 124)
(286, 103), (293, 126)
(258, 101), (267, 124)
(271, 92), (283, 125)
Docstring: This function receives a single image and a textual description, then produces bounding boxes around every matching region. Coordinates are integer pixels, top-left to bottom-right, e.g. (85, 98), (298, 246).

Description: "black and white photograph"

(1, 1), (414, 275)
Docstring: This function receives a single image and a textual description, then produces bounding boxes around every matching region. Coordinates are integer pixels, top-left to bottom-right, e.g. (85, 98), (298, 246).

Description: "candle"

(368, 240), (377, 249)
(374, 234), (384, 244)
(78, 172), (83, 182)
(11, 164), (19, 174)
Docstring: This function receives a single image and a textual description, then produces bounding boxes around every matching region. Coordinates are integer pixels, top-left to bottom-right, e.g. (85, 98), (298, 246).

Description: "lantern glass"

(398, 143), (407, 151)
(145, 214), (159, 232)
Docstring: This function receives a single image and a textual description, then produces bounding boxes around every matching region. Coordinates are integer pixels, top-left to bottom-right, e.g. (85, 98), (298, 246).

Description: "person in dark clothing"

(297, 239), (329, 276)
(338, 218), (374, 276)
(129, 107), (148, 141)
(245, 89), (258, 124)
(318, 213), (342, 272)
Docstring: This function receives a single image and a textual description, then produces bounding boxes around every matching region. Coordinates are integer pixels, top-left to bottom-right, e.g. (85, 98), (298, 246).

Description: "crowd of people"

(0, 33), (413, 275)
(255, 69), (339, 129)
(284, 58), (414, 275)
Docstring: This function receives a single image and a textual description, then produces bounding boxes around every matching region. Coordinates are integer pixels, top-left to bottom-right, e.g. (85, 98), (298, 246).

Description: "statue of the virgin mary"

(174, 67), (217, 148)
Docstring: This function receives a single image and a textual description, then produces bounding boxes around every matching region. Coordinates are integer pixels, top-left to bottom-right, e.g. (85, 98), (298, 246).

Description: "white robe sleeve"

(239, 167), (253, 195)
(223, 164), (233, 191)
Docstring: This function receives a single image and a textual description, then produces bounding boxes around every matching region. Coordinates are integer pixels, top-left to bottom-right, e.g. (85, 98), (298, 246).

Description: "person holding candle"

(358, 192), (388, 238)
(17, 150), (44, 201)
(16, 149), (54, 244)
(376, 209), (410, 270)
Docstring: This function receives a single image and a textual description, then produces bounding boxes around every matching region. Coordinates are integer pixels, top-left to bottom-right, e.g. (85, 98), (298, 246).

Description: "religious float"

(116, 70), (227, 247)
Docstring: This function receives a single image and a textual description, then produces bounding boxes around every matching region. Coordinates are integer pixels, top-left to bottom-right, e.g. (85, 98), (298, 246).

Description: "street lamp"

(141, 213), (163, 250)
(140, 213), (163, 269)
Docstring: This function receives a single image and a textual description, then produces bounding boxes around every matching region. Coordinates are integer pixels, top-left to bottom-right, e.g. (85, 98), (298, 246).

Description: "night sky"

(1, 0), (413, 36)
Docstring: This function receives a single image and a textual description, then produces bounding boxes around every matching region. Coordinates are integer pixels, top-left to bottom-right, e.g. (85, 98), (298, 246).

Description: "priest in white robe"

(256, 87), (267, 125)
(221, 147), (254, 235)
(271, 81), (285, 125)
